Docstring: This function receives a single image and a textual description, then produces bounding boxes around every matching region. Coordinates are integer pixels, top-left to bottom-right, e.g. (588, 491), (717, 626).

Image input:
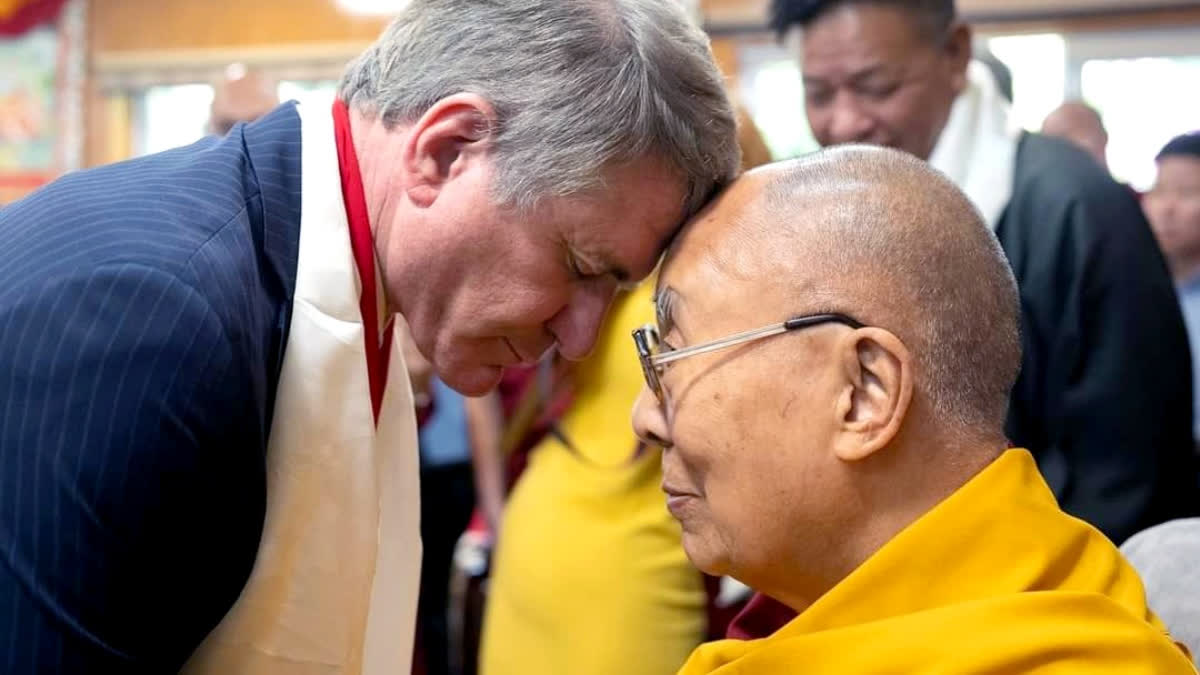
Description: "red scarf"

(332, 99), (393, 424)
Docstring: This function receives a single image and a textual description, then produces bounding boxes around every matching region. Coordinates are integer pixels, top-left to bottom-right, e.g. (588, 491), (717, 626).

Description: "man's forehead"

(657, 175), (773, 304)
(664, 176), (765, 260)
(1159, 155), (1200, 176)
(800, 4), (927, 73)
(657, 165), (873, 315)
(560, 169), (688, 283)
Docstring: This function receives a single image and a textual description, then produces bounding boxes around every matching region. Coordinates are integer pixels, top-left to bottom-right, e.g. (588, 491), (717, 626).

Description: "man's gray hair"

(339, 0), (741, 215)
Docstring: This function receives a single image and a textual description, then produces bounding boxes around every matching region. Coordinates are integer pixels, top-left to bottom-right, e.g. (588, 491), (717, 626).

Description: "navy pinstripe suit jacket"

(0, 103), (303, 673)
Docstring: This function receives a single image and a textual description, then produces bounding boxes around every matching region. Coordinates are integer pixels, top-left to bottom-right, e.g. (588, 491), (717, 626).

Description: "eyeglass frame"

(632, 313), (866, 403)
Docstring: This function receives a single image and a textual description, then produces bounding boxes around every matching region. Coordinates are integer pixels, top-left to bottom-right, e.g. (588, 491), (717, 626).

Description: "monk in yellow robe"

(628, 146), (1198, 674)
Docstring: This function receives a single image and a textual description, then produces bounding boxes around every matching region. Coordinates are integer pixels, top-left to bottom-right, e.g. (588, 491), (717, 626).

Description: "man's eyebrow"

(576, 244), (630, 284)
(608, 261), (631, 284)
(804, 64), (890, 87)
(847, 64), (891, 84)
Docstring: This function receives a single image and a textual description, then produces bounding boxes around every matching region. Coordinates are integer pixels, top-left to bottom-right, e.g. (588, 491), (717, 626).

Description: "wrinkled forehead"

(656, 175), (786, 321)
(800, 4), (931, 72)
(662, 173), (764, 263)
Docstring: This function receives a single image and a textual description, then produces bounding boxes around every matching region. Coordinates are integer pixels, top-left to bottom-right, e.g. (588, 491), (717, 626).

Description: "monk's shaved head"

(637, 146), (1022, 596)
(674, 145), (1021, 435)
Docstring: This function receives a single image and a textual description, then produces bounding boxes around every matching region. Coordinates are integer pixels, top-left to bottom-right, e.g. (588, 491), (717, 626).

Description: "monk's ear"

(831, 328), (913, 462)
(402, 93), (496, 208)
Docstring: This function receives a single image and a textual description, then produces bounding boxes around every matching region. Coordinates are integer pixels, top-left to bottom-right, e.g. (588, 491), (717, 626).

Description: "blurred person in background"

(768, 0), (1196, 546)
(208, 64), (280, 136)
(479, 284), (709, 675)
(476, 112), (769, 675)
(1041, 101), (1110, 171)
(1121, 517), (1200, 663)
(1145, 132), (1200, 448)
(735, 105), (773, 170)
(973, 46), (1013, 103)
(401, 324), (502, 675)
(0, 0), (740, 672)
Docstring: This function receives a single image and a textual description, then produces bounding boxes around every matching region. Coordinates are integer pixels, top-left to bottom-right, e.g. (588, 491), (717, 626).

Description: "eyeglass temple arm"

(786, 313), (864, 331)
(650, 323), (790, 366)
(648, 313), (864, 367)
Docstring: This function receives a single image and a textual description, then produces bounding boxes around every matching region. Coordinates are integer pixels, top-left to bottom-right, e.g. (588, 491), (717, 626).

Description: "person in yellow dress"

(630, 147), (1196, 674)
(479, 282), (708, 675)
(475, 108), (772, 675)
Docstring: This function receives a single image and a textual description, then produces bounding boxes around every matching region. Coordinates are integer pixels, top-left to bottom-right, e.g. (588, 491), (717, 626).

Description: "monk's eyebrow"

(654, 286), (680, 334)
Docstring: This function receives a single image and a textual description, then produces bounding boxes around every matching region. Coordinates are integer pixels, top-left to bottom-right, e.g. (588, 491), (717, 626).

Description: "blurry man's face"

(1041, 107), (1108, 169)
(632, 178), (856, 588)
(208, 70), (279, 136)
(800, 4), (967, 160)
(402, 157), (686, 396)
(1146, 156), (1200, 271)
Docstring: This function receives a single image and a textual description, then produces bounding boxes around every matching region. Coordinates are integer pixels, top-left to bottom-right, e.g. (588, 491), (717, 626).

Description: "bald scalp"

(1042, 101), (1106, 137)
(1041, 102), (1109, 167)
(740, 146), (1021, 435)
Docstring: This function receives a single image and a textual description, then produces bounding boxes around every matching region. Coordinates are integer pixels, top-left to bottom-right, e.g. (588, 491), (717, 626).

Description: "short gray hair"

(339, 0), (741, 214)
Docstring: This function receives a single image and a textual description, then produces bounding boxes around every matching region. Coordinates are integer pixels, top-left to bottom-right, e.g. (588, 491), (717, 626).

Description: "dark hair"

(770, 0), (956, 40)
(1157, 132), (1200, 161)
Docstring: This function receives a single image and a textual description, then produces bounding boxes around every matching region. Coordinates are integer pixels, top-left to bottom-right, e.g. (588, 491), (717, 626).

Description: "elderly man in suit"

(0, 1), (739, 673)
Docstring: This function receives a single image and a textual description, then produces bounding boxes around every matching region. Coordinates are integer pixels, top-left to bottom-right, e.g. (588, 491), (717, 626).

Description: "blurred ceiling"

(333, 0), (409, 15)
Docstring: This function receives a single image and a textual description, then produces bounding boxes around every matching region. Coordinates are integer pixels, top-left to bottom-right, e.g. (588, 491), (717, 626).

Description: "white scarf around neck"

(927, 60), (1023, 230)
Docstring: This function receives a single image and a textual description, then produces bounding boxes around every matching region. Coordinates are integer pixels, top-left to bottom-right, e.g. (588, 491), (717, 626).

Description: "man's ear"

(832, 328), (913, 462)
(402, 93), (496, 208)
(943, 21), (973, 95)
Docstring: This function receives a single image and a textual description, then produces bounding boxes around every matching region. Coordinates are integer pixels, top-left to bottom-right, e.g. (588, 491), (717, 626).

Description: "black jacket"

(0, 104), (302, 673)
(997, 133), (1199, 543)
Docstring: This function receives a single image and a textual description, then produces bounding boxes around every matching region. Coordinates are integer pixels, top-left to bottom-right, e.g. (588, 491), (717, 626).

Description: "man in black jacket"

(769, 0), (1197, 544)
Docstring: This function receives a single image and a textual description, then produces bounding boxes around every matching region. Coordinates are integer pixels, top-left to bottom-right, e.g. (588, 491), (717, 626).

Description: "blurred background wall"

(1, 0), (1198, 203)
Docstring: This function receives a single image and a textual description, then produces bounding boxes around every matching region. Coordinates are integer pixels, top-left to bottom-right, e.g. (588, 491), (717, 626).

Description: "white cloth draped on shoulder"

(927, 60), (1022, 230)
(182, 102), (422, 675)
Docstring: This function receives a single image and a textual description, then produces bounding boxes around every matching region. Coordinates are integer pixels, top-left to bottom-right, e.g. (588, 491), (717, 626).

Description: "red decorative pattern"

(0, 0), (69, 37)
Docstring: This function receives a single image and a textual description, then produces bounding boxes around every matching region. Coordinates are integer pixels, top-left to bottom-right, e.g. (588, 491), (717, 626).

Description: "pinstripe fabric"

(0, 103), (303, 673)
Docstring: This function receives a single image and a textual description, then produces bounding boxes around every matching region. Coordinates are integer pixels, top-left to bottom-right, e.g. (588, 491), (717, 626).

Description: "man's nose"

(545, 281), (617, 361)
(828, 94), (876, 144)
(632, 386), (671, 449)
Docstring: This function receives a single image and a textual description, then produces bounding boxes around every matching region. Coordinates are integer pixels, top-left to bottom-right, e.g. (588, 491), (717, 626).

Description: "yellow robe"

(679, 449), (1197, 674)
(481, 284), (706, 675)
